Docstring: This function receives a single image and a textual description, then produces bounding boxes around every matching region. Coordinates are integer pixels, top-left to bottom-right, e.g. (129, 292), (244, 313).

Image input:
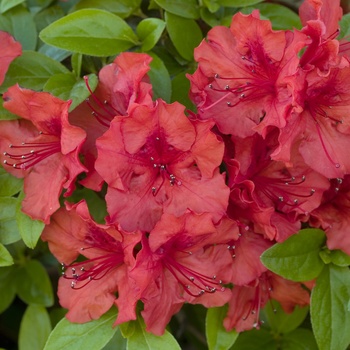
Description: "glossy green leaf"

(329, 250), (350, 267)
(119, 320), (136, 338)
(19, 305), (52, 350)
(34, 5), (65, 36)
(231, 328), (276, 350)
(102, 327), (127, 350)
(38, 44), (71, 62)
(16, 206), (45, 250)
(43, 73), (77, 101)
(127, 315), (181, 350)
(44, 308), (118, 350)
(0, 197), (21, 245)
(15, 259), (54, 307)
(0, 51), (69, 92)
(339, 13), (350, 39)
(280, 328), (318, 350)
(136, 18), (166, 52)
(40, 9), (140, 56)
(0, 0), (24, 13)
(0, 5), (37, 50)
(165, 12), (202, 61)
(261, 229), (326, 281)
(255, 3), (302, 30)
(311, 264), (350, 350)
(200, 7), (237, 28)
(171, 71), (195, 110)
(218, 0), (263, 6)
(0, 243), (14, 266)
(203, 0), (220, 13)
(206, 305), (238, 350)
(0, 166), (22, 197)
(154, 0), (199, 19)
(148, 52), (171, 102)
(0, 266), (16, 313)
(263, 301), (309, 334)
(70, 0), (141, 19)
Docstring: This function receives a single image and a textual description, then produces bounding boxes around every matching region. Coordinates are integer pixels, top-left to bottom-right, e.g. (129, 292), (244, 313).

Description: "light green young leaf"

(0, 50), (69, 93)
(0, 243), (14, 266)
(127, 315), (181, 350)
(206, 305), (238, 350)
(261, 228), (326, 281)
(43, 73), (77, 101)
(154, 0), (200, 19)
(40, 9), (140, 57)
(0, 0), (24, 13)
(19, 305), (52, 350)
(328, 249), (350, 267)
(147, 52), (171, 102)
(70, 0), (141, 19)
(0, 166), (22, 197)
(263, 301), (309, 335)
(165, 12), (202, 61)
(136, 18), (166, 52)
(311, 264), (350, 350)
(15, 259), (54, 307)
(339, 12), (350, 39)
(44, 308), (118, 350)
(0, 196), (21, 245)
(0, 96), (19, 120)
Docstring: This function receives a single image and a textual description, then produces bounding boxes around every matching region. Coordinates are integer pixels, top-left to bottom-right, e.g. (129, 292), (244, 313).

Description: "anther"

(227, 102), (232, 106)
(225, 85), (230, 90)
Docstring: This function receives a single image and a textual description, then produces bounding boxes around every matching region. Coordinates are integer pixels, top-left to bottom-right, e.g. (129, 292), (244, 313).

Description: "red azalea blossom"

(272, 67), (350, 178)
(310, 176), (350, 254)
(0, 85), (86, 223)
(96, 99), (229, 232)
(188, 10), (307, 137)
(127, 212), (237, 335)
(41, 200), (141, 324)
(0, 31), (22, 86)
(224, 271), (310, 332)
(69, 52), (153, 191)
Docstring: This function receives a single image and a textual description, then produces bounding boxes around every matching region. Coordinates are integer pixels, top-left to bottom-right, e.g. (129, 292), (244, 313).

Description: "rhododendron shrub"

(1, 1), (350, 350)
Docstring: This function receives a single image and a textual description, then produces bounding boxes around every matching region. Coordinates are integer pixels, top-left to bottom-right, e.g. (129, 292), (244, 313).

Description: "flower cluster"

(1, 0), (349, 336)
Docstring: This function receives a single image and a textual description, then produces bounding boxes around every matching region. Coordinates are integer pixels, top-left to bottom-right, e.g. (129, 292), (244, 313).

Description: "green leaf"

(0, 266), (16, 313)
(16, 206), (45, 249)
(0, 243), (14, 266)
(0, 50), (69, 92)
(19, 305), (52, 350)
(280, 328), (318, 350)
(148, 52), (171, 102)
(339, 13), (350, 39)
(328, 250), (350, 267)
(171, 71), (195, 110)
(261, 228), (326, 281)
(310, 264), (350, 350)
(165, 12), (202, 61)
(39, 9), (140, 57)
(203, 0), (220, 13)
(119, 320), (136, 338)
(127, 315), (181, 350)
(0, 0), (25, 13)
(0, 96), (20, 120)
(0, 5), (37, 50)
(34, 5), (65, 37)
(38, 44), (71, 62)
(218, 0), (263, 6)
(102, 327), (127, 350)
(206, 305), (238, 350)
(70, 0), (141, 19)
(231, 328), (276, 350)
(15, 259), (54, 307)
(263, 301), (309, 334)
(154, 0), (200, 19)
(44, 308), (118, 350)
(255, 3), (302, 30)
(136, 18), (166, 52)
(0, 166), (22, 197)
(71, 52), (82, 77)
(0, 197), (21, 245)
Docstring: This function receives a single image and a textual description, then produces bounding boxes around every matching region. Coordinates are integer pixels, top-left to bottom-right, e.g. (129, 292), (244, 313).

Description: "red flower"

(96, 99), (229, 232)
(69, 52), (153, 191)
(188, 11), (307, 137)
(0, 85), (86, 223)
(0, 31), (22, 86)
(127, 213), (237, 335)
(226, 134), (329, 241)
(310, 176), (350, 255)
(272, 67), (350, 178)
(224, 272), (310, 332)
(41, 200), (141, 324)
